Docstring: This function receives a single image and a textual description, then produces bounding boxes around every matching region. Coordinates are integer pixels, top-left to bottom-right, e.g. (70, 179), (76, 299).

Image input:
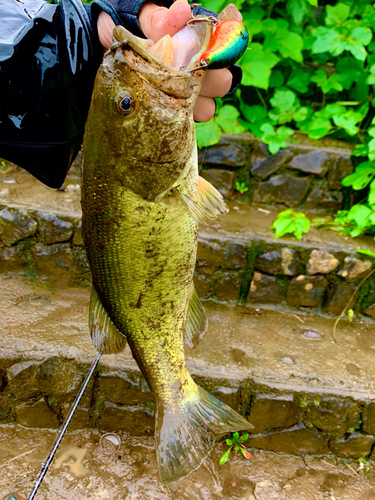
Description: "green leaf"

(368, 180), (375, 206)
(269, 70), (285, 88)
(325, 3), (350, 26)
(271, 210), (310, 239)
(298, 115), (332, 139)
(341, 162), (375, 190)
(351, 27), (372, 46)
(357, 248), (375, 258)
(312, 27), (344, 56)
(287, 0), (309, 25)
(333, 109), (362, 135)
(261, 124), (295, 154)
(336, 56), (363, 89)
(287, 68), (312, 93)
(195, 121), (221, 149)
(226, 439), (233, 445)
(311, 70), (343, 93)
(219, 447), (232, 465)
(234, 445), (240, 451)
(201, 0), (227, 14)
(345, 204), (373, 237)
(233, 432), (240, 441)
(241, 434), (249, 441)
(241, 44), (280, 90)
(216, 106), (245, 134)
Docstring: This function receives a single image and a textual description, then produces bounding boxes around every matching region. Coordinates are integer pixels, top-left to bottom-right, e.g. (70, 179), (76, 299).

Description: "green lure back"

(199, 19), (249, 69)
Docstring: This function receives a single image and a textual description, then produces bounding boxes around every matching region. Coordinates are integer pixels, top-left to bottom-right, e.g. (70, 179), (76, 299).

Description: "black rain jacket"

(0, 0), (241, 188)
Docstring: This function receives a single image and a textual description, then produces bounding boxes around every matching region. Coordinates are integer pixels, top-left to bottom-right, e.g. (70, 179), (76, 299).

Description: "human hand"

(97, 1), (234, 122)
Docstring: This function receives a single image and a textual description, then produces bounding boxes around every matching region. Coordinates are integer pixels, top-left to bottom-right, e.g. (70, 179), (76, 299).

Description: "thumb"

(139, 0), (192, 42)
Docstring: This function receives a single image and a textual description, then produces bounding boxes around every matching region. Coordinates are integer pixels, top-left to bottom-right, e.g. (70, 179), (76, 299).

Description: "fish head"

(83, 24), (211, 199)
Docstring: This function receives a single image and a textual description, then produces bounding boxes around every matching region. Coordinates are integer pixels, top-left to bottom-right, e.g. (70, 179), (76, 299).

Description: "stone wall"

(199, 133), (354, 210)
(195, 234), (375, 319)
(2, 203), (375, 319)
(1, 356), (374, 460)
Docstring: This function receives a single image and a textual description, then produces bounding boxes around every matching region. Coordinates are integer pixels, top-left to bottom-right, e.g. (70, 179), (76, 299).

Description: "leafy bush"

(197, 0), (375, 241)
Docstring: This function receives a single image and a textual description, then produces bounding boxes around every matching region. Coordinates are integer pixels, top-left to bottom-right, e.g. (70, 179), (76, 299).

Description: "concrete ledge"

(1, 271), (375, 460)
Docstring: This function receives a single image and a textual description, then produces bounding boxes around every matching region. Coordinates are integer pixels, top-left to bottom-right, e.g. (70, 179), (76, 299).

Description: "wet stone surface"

(98, 402), (155, 435)
(251, 149), (293, 179)
(7, 357), (83, 401)
(306, 249), (340, 275)
(2, 427), (375, 500)
(288, 151), (330, 176)
(324, 281), (358, 316)
(247, 272), (280, 303)
(329, 433), (375, 459)
(15, 397), (60, 429)
(201, 168), (236, 198)
(246, 423), (328, 456)
(305, 185), (343, 211)
(247, 394), (301, 433)
(255, 248), (302, 276)
(287, 275), (328, 308)
(98, 370), (151, 405)
(215, 272), (242, 302)
(363, 402), (375, 435)
(253, 174), (311, 207)
(198, 133), (252, 169)
(304, 397), (360, 435)
(36, 213), (74, 244)
(338, 256), (372, 281)
(0, 207), (37, 246)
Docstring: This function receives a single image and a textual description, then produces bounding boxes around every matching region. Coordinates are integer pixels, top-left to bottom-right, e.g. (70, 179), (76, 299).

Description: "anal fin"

(174, 176), (228, 225)
(90, 286), (127, 354)
(185, 285), (208, 349)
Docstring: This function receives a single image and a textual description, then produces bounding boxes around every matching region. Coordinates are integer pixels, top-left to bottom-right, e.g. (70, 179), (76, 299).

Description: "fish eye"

(115, 92), (137, 117)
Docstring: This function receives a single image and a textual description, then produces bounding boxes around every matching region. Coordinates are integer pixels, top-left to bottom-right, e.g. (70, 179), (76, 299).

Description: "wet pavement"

(1, 270), (375, 397)
(1, 425), (375, 499)
(2, 163), (375, 254)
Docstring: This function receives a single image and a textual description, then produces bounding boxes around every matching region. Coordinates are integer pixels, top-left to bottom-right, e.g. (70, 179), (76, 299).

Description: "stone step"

(1, 270), (375, 461)
(199, 132), (354, 212)
(1, 163), (375, 320)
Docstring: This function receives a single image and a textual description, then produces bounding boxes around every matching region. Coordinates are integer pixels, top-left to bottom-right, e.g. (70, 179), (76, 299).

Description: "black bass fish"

(81, 19), (253, 484)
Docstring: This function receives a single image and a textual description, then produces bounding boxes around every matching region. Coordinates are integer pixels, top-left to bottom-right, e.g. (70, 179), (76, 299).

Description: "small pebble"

(302, 329), (322, 340)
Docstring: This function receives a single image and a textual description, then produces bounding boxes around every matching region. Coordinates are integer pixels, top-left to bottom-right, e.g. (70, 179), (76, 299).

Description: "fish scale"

(82, 22), (253, 485)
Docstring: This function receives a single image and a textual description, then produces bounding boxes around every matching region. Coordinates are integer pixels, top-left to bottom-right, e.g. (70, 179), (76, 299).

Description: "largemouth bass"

(82, 19), (253, 484)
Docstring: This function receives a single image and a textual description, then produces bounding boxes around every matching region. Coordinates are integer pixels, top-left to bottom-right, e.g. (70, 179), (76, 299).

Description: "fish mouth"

(108, 23), (213, 98)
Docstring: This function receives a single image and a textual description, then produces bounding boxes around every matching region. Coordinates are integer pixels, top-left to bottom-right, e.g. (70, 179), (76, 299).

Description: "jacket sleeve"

(89, 0), (242, 92)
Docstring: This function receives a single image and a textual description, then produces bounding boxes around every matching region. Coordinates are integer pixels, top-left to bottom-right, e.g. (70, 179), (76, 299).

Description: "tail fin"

(156, 385), (253, 484)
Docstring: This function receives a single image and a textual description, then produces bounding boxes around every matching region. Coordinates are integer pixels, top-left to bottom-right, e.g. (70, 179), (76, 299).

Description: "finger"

(139, 0), (191, 42)
(193, 96), (216, 123)
(97, 10), (116, 50)
(200, 69), (233, 98)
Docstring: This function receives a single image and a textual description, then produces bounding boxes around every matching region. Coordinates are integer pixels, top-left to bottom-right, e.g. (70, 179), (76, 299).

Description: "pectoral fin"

(185, 286), (208, 349)
(90, 286), (127, 354)
(174, 176), (228, 225)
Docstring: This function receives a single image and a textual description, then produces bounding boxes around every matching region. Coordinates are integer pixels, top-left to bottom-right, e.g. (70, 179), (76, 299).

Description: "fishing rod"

(8, 352), (102, 500)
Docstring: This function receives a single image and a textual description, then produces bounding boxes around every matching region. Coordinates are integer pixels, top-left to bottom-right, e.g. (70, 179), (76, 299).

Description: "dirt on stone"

(1, 426), (375, 500)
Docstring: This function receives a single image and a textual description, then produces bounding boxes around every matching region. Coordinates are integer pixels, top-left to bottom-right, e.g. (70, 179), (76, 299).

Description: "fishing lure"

(199, 19), (249, 69)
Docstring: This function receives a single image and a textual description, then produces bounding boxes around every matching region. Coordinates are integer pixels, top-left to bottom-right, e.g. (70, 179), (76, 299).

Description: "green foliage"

(219, 432), (252, 465)
(195, 0), (375, 244)
(358, 455), (371, 472)
(196, 103), (244, 148)
(271, 209), (310, 240)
